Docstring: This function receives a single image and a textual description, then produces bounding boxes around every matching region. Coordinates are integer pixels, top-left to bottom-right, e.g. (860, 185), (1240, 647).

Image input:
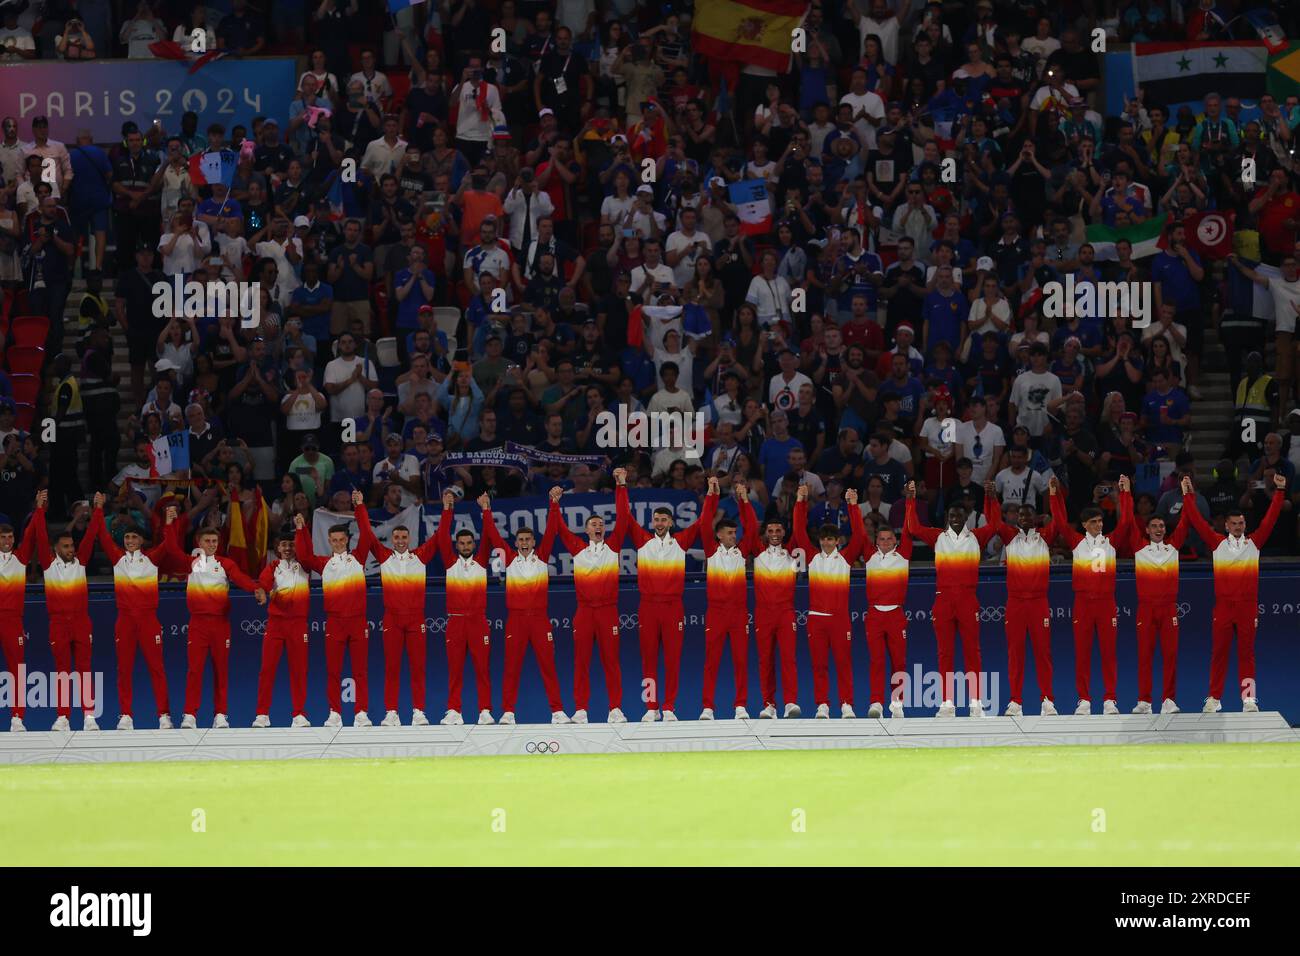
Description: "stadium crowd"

(0, 0), (1299, 575)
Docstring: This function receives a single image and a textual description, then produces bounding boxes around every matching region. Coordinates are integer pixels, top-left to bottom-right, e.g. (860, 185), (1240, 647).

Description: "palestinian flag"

(1086, 212), (1169, 261)
(1133, 42), (1267, 107)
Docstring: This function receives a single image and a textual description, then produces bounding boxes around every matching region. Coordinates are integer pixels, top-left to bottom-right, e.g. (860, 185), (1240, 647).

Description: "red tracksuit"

(698, 492), (754, 711)
(32, 508), (97, 718)
(619, 489), (704, 714)
(1050, 492), (1133, 704)
(1181, 490), (1284, 702)
(993, 508), (1058, 706)
(95, 509), (178, 718)
(1121, 490), (1190, 705)
(295, 509), (371, 715)
(160, 530), (263, 717)
(556, 490), (628, 712)
(436, 506), (493, 714)
(905, 497), (1000, 705)
(0, 514), (38, 720)
(748, 498), (800, 711)
(791, 502), (866, 707)
(863, 524), (912, 706)
(256, 558), (312, 717)
(357, 508), (441, 713)
(484, 511), (564, 714)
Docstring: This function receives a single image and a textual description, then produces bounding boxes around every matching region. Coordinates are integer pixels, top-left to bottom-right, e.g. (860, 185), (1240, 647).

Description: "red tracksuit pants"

(1005, 597), (1053, 705)
(1210, 599), (1258, 701)
(638, 600), (684, 712)
(807, 612), (853, 707)
(382, 613), (427, 712)
(50, 616), (95, 717)
(116, 611), (169, 718)
(1, 620), (25, 719)
(933, 590), (981, 704)
(866, 608), (907, 706)
(702, 607), (748, 711)
(445, 614), (491, 714)
(1136, 601), (1179, 704)
(325, 615), (370, 714)
(503, 613), (563, 713)
(256, 619), (309, 717)
(185, 614), (229, 717)
(754, 607), (797, 709)
(573, 604), (621, 711)
(1072, 598), (1117, 703)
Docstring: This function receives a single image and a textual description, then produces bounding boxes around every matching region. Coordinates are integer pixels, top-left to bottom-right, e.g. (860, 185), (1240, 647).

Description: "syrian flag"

(1086, 212), (1169, 261)
(1184, 210), (1234, 259)
(728, 179), (772, 236)
(148, 432), (190, 477)
(1133, 42), (1267, 108)
(188, 149), (236, 187)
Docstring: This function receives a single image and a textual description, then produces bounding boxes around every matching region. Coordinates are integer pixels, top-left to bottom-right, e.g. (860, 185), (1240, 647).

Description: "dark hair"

(716, 518), (737, 532)
(328, 524), (351, 536)
(454, 529), (476, 540)
(1080, 507), (1103, 523)
(817, 524), (840, 540)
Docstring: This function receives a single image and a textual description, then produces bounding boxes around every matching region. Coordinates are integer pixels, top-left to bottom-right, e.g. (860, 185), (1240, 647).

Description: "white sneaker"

(661, 710), (677, 722)
(180, 714), (197, 729)
(968, 700), (985, 718)
(936, 700), (956, 719)
(291, 714), (311, 728)
(1243, 697), (1260, 713)
(478, 710), (495, 725)
(1202, 697), (1221, 714)
(1161, 698), (1179, 715)
(699, 708), (715, 720)
(607, 708), (626, 723)
(551, 711), (571, 724)
(354, 711), (373, 728)
(641, 709), (659, 723)
(841, 703), (856, 719)
(734, 706), (749, 720)
(116, 715), (134, 731)
(381, 710), (400, 727)
(440, 710), (462, 726)
(212, 713), (229, 730)
(251, 714), (271, 728)
(10, 717), (25, 732)
(1041, 698), (1058, 717)
(324, 710), (342, 728)
(815, 703), (830, 719)
(1074, 699), (1091, 716)
(572, 709), (589, 724)
(867, 702), (883, 718)
(500, 711), (516, 725)
(783, 703), (802, 719)
(1004, 701), (1022, 717)
(1103, 699), (1119, 715)
(82, 716), (100, 732)
(412, 709), (429, 726)
(889, 700), (905, 719)
(758, 704), (777, 719)
(51, 716), (71, 732)
(1132, 701), (1152, 715)
(158, 714), (174, 730)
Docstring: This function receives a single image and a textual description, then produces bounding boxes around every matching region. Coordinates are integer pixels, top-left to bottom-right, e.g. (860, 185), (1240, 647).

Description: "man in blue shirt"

(287, 259), (334, 365)
(1150, 222), (1206, 395)
(1140, 367), (1191, 458)
(759, 410), (803, 496)
(860, 432), (908, 501)
(67, 130), (112, 274)
(329, 442), (374, 499)
(921, 265), (968, 354)
(392, 246), (436, 331)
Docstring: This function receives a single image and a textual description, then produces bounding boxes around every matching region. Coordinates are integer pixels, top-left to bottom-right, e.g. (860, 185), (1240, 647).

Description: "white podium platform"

(0, 711), (1295, 765)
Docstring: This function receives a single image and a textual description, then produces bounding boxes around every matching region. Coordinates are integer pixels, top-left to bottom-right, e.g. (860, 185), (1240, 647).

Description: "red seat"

(9, 315), (49, 349)
(5, 346), (45, 376)
(9, 373), (41, 407)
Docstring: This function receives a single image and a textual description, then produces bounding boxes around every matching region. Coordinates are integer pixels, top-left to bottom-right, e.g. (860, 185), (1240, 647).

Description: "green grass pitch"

(3, 743), (1298, 866)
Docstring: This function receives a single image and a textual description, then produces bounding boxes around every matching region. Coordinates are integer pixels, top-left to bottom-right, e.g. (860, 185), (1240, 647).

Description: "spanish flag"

(224, 488), (269, 575)
(692, 0), (806, 72)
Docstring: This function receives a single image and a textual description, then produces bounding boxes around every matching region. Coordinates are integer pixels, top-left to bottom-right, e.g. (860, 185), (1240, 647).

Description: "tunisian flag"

(1183, 209), (1235, 260)
(692, 0), (806, 71)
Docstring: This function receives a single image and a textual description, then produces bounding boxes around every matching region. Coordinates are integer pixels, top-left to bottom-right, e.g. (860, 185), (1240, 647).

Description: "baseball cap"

(538, 108), (555, 118)
(418, 304), (435, 314)
(636, 184), (654, 195)
(302, 433), (320, 449)
(293, 215), (310, 228)
(384, 433), (403, 446)
(976, 256), (994, 271)
(154, 358), (179, 373)
(610, 133), (628, 145)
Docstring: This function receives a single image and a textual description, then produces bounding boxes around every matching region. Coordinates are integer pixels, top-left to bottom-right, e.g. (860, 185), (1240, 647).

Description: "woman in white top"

(745, 248), (793, 328)
(600, 168), (636, 224)
(156, 317), (199, 390)
(299, 48), (341, 99)
(647, 328), (698, 395)
(213, 217), (251, 282)
(255, 218), (304, 308)
(962, 274), (1012, 361)
(158, 213), (209, 275)
(1008, 312), (1050, 355)
(173, 5), (216, 58)
(154, 144), (193, 226)
(120, 3), (166, 58)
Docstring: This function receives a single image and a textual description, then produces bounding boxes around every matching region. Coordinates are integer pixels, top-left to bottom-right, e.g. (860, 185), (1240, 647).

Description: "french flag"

(148, 432), (190, 478)
(188, 149), (236, 187)
(728, 179), (772, 236)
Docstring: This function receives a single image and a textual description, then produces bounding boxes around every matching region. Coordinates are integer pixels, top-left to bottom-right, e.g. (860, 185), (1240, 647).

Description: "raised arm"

(537, 498), (562, 562)
(1048, 477), (1083, 548)
(29, 501), (53, 570)
(790, 495), (812, 563)
(474, 507), (494, 569)
(483, 512), (517, 565)
(699, 487), (719, 557)
(354, 497), (390, 563)
(92, 503), (124, 564)
(1116, 482), (1140, 555)
(606, 483), (630, 551)
(846, 494), (868, 562)
(434, 491), (458, 566)
(552, 493), (589, 556)
(1179, 478), (1222, 549)
(294, 518), (328, 574)
(614, 468), (651, 546)
(903, 485), (940, 546)
(78, 508), (103, 566)
(739, 491), (761, 557)
(1250, 483), (1287, 548)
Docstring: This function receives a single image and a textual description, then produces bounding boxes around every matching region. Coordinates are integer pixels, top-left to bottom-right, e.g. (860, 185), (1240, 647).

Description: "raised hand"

(549, 485), (564, 502)
(351, 489), (364, 508)
(93, 492), (106, 509)
(733, 480), (747, 499)
(983, 479), (995, 498)
(477, 493), (490, 509)
(613, 467), (627, 486)
(904, 481), (916, 499)
(36, 489), (48, 510)
(1048, 476), (1060, 496)
(796, 484), (808, 502)
(443, 489), (456, 510)
(165, 506), (177, 524)
(1274, 473), (1288, 490)
(845, 488), (858, 505)
(1118, 474), (1130, 494)
(707, 475), (720, 495)
(294, 513), (306, 530)
(1180, 475), (1193, 496)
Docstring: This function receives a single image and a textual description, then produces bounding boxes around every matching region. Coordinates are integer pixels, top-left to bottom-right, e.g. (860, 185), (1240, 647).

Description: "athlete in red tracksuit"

(554, 484), (629, 724)
(790, 485), (867, 717)
(31, 494), (101, 730)
(1048, 476), (1134, 715)
(254, 534), (312, 727)
(92, 494), (182, 730)
(160, 519), (267, 728)
(356, 498), (442, 727)
(615, 467), (705, 721)
(746, 493), (801, 719)
(483, 488), (568, 723)
(698, 479), (757, 720)
(436, 493), (494, 725)
(904, 482), (1000, 716)
(1180, 473), (1286, 712)
(989, 490), (1058, 716)
(294, 497), (372, 727)
(862, 516), (912, 718)
(1117, 478), (1190, 715)
(0, 509), (40, 731)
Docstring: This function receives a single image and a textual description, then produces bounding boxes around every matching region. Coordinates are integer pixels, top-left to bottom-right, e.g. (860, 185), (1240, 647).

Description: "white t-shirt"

(158, 224), (211, 275)
(115, 464), (162, 507)
(768, 371), (813, 410)
(283, 389), (322, 431)
(746, 274), (792, 327)
(665, 229), (710, 288)
(212, 233), (250, 282)
(601, 194), (635, 224)
(629, 207), (667, 238)
(858, 15), (901, 64)
(956, 420), (1005, 484)
(841, 90), (885, 150)
(994, 465), (1051, 509)
(324, 355), (378, 423)
(1266, 275), (1300, 334)
(630, 261), (674, 293)
(373, 453), (422, 509)
(0, 28), (36, 60)
(918, 415), (956, 459)
(651, 348), (693, 395)
(1009, 369), (1062, 436)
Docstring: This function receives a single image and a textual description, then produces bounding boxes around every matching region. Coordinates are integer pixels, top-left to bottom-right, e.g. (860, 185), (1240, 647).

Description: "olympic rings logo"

(618, 614), (638, 630)
(978, 606), (1006, 623)
(428, 617), (447, 633)
(524, 741), (561, 754)
(1176, 603), (1191, 619)
(241, 619), (266, 635)
(795, 611), (808, 627)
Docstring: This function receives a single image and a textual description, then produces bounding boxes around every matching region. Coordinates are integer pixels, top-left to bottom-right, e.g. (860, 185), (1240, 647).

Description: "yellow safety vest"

(1234, 374), (1272, 425)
